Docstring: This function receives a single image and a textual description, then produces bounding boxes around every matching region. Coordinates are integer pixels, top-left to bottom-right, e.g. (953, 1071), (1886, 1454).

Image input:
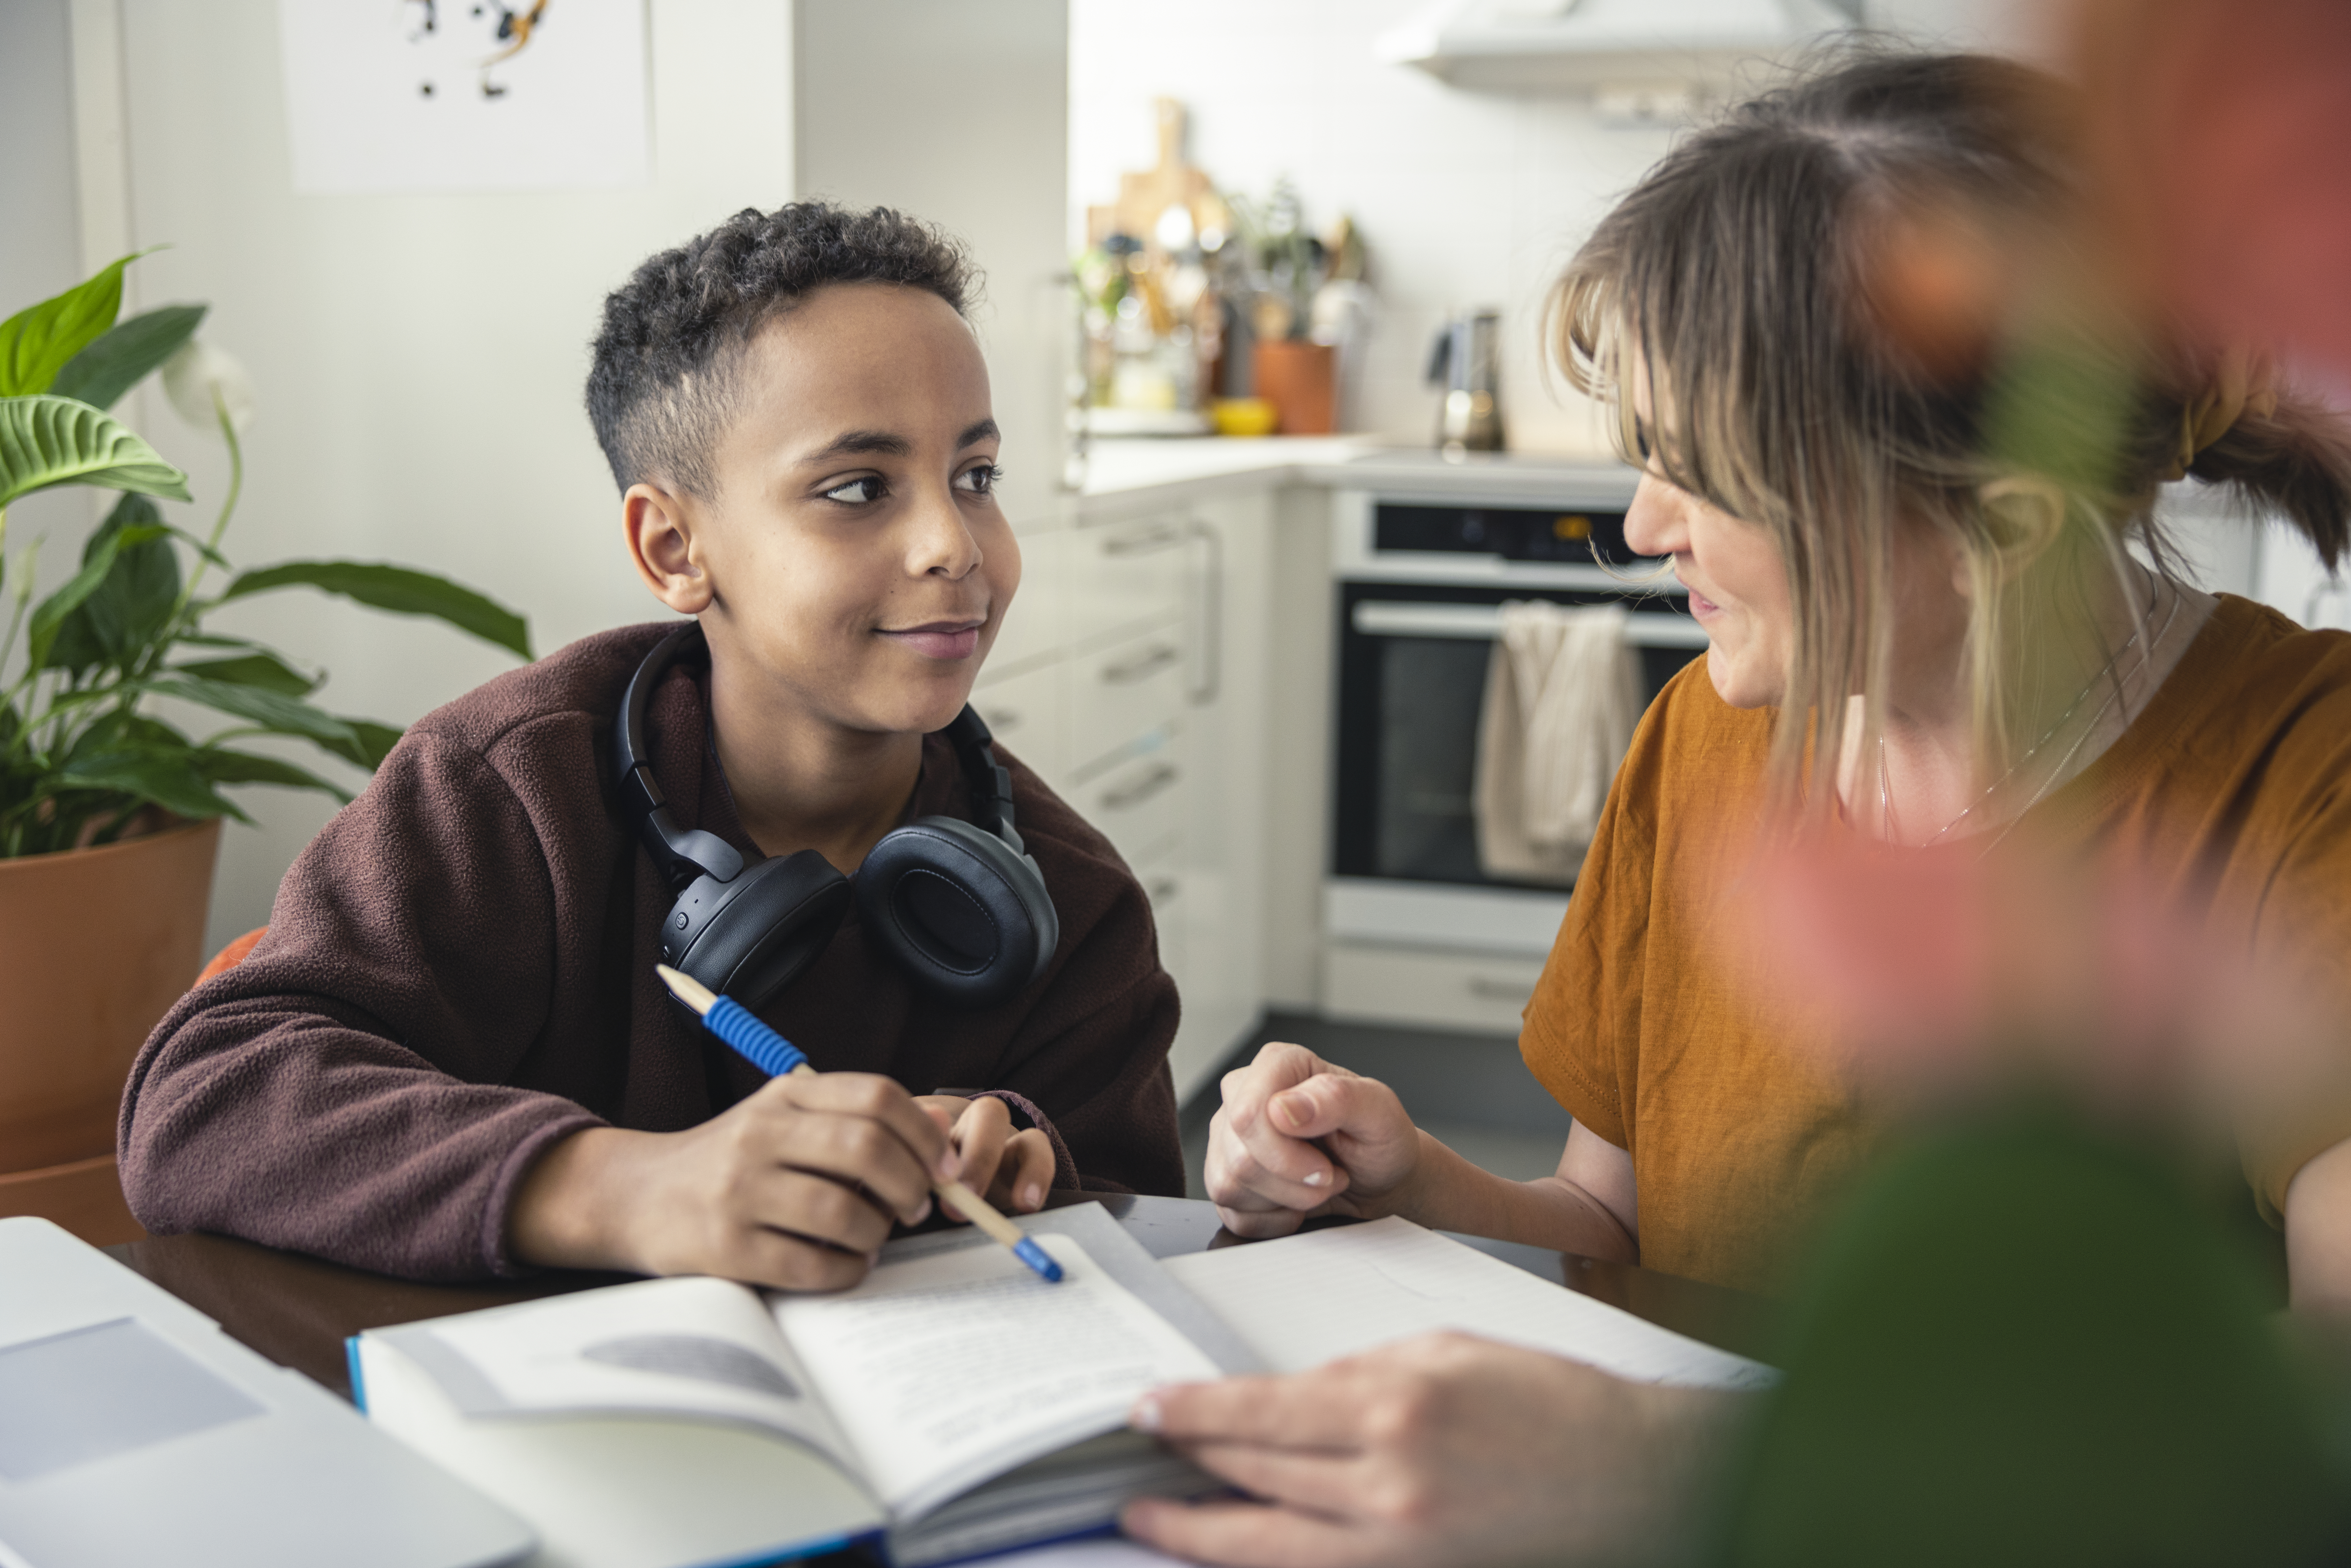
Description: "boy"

(120, 203), (1185, 1287)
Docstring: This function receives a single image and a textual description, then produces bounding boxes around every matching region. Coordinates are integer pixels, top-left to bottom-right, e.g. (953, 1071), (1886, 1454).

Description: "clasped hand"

(1206, 1041), (1429, 1237)
(510, 1075), (1056, 1290)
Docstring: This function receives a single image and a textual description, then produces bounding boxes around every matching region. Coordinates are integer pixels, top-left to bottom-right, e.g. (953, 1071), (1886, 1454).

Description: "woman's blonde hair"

(1549, 50), (2351, 813)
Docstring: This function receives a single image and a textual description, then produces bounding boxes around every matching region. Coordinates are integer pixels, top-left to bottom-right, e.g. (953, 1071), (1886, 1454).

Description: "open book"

(350, 1203), (1260, 1568)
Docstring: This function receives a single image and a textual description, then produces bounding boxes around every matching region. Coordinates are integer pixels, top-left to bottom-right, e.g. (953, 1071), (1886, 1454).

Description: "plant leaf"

(317, 719), (403, 772)
(0, 395), (192, 510)
(52, 745), (248, 823)
(171, 650), (319, 696)
(145, 674), (359, 748)
(220, 560), (532, 661)
(0, 253), (137, 397)
(195, 747), (352, 804)
(26, 519), (170, 670)
(49, 304), (208, 411)
(45, 493), (183, 675)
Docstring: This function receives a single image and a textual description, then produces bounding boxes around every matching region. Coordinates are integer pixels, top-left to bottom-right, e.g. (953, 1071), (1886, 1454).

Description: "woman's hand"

(1205, 1042), (1426, 1238)
(508, 1071), (954, 1291)
(917, 1094), (1056, 1216)
(1122, 1333), (1740, 1568)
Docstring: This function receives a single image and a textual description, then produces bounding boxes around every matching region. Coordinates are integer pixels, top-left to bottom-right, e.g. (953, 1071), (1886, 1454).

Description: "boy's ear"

(623, 481), (714, 615)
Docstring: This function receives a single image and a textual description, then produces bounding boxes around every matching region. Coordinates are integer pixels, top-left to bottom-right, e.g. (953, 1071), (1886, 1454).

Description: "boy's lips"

(879, 619), (984, 660)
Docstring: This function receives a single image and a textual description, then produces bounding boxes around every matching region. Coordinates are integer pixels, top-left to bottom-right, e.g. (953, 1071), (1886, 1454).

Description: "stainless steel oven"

(1322, 474), (1705, 1011)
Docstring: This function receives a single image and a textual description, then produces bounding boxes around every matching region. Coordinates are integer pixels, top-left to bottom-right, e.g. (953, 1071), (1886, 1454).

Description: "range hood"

(1377, 0), (1860, 94)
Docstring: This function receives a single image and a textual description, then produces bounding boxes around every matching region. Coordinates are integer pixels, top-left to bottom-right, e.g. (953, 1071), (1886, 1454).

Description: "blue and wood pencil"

(655, 963), (1063, 1284)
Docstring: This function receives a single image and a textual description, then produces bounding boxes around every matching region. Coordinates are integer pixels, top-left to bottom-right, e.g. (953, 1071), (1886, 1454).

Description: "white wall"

(1, 0), (94, 603)
(795, 0), (1069, 531)
(107, 0), (795, 956)
(1067, 0), (2037, 457)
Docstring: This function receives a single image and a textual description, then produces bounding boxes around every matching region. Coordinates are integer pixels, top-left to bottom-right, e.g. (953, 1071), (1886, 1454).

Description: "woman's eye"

(954, 463), (1004, 496)
(821, 475), (886, 505)
(1632, 423), (1654, 463)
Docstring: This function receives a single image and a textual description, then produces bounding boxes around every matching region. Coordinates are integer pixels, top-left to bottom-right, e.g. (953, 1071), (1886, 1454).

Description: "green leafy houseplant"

(0, 254), (532, 859)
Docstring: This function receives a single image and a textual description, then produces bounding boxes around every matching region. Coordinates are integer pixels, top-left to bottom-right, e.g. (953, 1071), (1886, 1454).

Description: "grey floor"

(1177, 1010), (1573, 1200)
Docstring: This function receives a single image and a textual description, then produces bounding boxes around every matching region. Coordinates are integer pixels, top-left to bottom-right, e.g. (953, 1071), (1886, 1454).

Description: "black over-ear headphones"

(614, 623), (1060, 1012)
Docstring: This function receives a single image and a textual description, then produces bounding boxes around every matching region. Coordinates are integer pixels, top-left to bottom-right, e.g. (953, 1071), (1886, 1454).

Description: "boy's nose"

(906, 488), (983, 578)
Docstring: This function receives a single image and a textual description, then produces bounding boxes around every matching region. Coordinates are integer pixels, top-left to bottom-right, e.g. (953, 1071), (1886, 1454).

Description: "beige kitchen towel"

(1473, 601), (1641, 885)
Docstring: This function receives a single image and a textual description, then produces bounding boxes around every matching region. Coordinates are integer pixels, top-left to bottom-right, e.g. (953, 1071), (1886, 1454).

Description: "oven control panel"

(1373, 502), (1644, 566)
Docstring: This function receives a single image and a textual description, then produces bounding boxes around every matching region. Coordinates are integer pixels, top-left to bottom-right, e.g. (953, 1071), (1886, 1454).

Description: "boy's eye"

(821, 475), (887, 505)
(954, 463), (1004, 497)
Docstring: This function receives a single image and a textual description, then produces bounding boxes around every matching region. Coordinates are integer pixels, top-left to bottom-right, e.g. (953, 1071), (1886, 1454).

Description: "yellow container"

(1209, 397), (1279, 437)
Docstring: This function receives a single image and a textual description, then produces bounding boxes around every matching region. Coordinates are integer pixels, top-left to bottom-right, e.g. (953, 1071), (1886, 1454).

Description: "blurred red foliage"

(2073, 0), (2351, 381)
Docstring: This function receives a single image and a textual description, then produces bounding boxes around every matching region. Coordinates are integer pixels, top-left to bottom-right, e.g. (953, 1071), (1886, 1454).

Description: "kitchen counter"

(1072, 436), (1642, 512)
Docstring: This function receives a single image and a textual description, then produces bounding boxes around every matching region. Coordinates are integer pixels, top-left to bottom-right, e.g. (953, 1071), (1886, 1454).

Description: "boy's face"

(639, 281), (1019, 738)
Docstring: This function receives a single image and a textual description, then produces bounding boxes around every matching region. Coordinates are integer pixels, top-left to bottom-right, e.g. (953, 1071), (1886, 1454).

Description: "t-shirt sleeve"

(2232, 719), (2351, 1223)
(117, 730), (604, 1280)
(1517, 681), (1673, 1154)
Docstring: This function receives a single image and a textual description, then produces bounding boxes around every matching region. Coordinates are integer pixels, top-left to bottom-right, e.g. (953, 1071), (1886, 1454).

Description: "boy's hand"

(508, 1071), (955, 1291)
(918, 1094), (1056, 1216)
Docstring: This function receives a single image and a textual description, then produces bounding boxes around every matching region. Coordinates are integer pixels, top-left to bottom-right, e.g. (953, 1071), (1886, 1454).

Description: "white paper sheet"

(774, 1234), (1222, 1521)
(277, 0), (649, 194)
(419, 1274), (854, 1469)
(1162, 1218), (1778, 1390)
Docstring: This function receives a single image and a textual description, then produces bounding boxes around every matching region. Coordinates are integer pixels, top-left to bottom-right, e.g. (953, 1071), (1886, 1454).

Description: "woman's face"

(1623, 472), (1793, 708)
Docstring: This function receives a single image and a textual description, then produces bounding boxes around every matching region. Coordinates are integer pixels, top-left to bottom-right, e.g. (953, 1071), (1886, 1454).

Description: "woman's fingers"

(1207, 1097), (1355, 1214)
(1122, 1496), (1375, 1568)
(1135, 1369), (1375, 1451)
(1174, 1440), (1384, 1520)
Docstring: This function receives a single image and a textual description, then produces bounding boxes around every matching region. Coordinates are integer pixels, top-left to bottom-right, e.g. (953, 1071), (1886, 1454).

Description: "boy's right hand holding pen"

(507, 1051), (1052, 1291)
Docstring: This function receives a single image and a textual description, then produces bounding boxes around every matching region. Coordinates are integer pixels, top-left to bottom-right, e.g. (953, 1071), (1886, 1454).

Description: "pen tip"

(1013, 1237), (1064, 1284)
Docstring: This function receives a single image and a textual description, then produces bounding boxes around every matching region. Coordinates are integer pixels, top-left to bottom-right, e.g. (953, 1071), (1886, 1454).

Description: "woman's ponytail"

(2185, 391), (2351, 574)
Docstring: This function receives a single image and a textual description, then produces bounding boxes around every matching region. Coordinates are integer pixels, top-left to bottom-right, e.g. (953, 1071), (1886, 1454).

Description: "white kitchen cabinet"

(969, 656), (1068, 784)
(981, 487), (1276, 1106)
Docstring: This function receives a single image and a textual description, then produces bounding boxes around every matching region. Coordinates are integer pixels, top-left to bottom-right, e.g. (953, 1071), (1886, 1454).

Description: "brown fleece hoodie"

(118, 622), (1183, 1280)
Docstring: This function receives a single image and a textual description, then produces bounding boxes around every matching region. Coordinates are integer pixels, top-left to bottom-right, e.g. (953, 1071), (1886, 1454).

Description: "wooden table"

(105, 1191), (1775, 1400)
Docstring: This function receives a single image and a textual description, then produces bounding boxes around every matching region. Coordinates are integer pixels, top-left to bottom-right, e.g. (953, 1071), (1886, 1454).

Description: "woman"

(1123, 50), (2351, 1568)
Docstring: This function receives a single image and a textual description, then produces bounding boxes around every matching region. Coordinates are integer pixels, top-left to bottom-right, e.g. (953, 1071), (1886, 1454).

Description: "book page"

(1162, 1217), (1778, 1390)
(402, 1275), (859, 1474)
(772, 1233), (1221, 1521)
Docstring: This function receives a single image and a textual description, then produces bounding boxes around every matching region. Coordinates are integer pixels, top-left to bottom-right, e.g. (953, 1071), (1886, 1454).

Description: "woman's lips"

(1687, 589), (1723, 619)
(881, 622), (982, 660)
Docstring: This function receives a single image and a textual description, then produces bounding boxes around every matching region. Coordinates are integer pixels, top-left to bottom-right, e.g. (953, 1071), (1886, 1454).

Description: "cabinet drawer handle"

(1101, 643), (1180, 685)
(1100, 762), (1179, 810)
(1146, 876), (1181, 905)
(977, 707), (1022, 733)
(1466, 976), (1531, 1002)
(1101, 525), (1186, 558)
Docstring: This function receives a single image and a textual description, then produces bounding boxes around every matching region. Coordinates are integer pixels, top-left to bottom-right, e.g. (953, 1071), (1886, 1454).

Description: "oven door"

(1331, 580), (1705, 900)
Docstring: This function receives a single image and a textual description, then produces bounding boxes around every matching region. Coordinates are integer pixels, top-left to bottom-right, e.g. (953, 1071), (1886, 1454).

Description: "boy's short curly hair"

(586, 202), (978, 497)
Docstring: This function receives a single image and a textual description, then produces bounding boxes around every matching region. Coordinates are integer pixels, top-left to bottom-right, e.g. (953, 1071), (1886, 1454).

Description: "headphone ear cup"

(855, 816), (1059, 1008)
(665, 849), (852, 1012)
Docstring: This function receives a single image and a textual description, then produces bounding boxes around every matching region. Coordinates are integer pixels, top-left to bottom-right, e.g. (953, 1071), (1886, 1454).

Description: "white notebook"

(352, 1203), (1257, 1568)
(1162, 1217), (1778, 1389)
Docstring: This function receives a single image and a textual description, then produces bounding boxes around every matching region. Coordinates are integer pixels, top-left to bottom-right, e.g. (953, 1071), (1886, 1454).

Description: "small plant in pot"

(0, 253), (531, 1241)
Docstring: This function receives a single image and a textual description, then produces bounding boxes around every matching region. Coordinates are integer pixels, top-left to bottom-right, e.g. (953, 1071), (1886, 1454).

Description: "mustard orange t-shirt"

(1520, 594), (2351, 1295)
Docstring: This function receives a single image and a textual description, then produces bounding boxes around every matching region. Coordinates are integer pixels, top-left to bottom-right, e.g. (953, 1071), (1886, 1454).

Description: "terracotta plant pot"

(0, 818), (221, 1243)
(1252, 339), (1337, 435)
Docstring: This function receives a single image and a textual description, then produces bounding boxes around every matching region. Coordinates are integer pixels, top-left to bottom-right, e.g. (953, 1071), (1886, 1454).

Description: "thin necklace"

(1877, 579), (2181, 849)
